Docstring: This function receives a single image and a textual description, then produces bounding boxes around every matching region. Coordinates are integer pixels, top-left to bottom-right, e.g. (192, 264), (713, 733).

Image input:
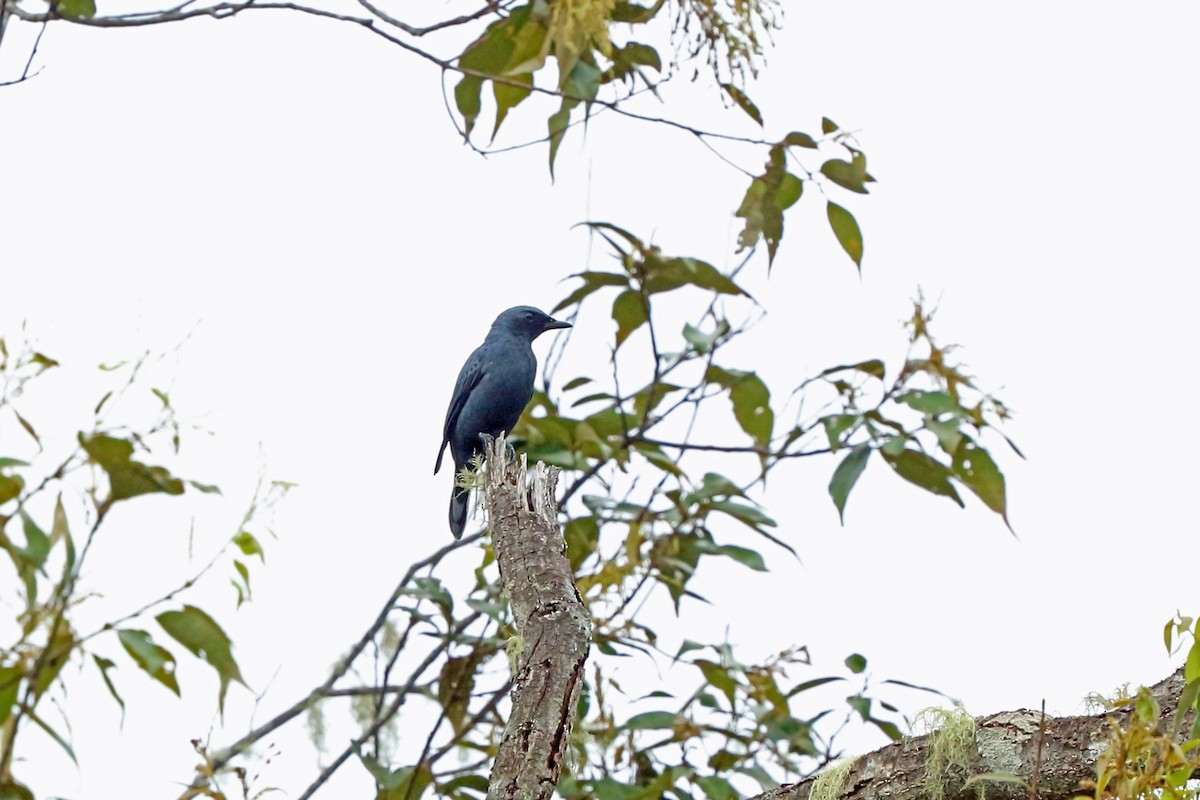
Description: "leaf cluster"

(0, 340), (286, 795)
(1076, 682), (1200, 800)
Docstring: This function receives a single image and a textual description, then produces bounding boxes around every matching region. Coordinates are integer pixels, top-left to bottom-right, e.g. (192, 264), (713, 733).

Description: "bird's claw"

(477, 433), (517, 462)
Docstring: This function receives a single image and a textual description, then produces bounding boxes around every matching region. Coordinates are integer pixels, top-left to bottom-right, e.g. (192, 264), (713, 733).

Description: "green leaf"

(0, 474), (22, 505)
(402, 576), (454, 612)
(736, 145), (803, 264)
(821, 359), (885, 380)
(14, 411), (40, 447)
(464, 597), (508, 623)
(187, 480), (222, 495)
(1186, 640), (1200, 684)
(0, 665), (21, 726)
(644, 257), (746, 296)
(30, 351), (59, 369)
(439, 774), (491, 794)
(897, 390), (961, 416)
(783, 131), (819, 149)
(454, 75), (484, 140)
(553, 270), (629, 313)
(685, 472), (745, 503)
(722, 83), (763, 126)
(588, 778), (646, 800)
(695, 541), (767, 572)
(622, 710), (677, 730)
(78, 432), (184, 501)
(695, 659), (737, 705)
(612, 289), (648, 348)
(504, 10), (549, 74)
(883, 449), (963, 506)
(547, 97), (580, 178)
(821, 414), (860, 451)
(80, 432), (134, 466)
(156, 606), (246, 712)
(709, 499), (777, 531)
(563, 376), (592, 391)
(459, 19), (518, 73)
(609, 41), (662, 82)
(611, 0), (666, 23)
(232, 530), (265, 562)
(563, 59), (602, 101)
(24, 705), (77, 764)
(925, 418), (964, 454)
(846, 694), (870, 719)
(821, 152), (874, 194)
(777, 172), (804, 210)
(826, 201), (864, 270)
(93, 390), (113, 415)
(51, 494), (76, 576)
(695, 775), (739, 800)
(375, 765), (434, 800)
(622, 42), (661, 70)
(1174, 678), (1200, 731)
(951, 439), (1010, 528)
(19, 510), (50, 571)
(492, 74), (533, 140)
(872, 718), (903, 740)
(683, 319), (730, 355)
(56, 0), (95, 18)
(674, 640), (705, 661)
(828, 445), (870, 524)
(821, 117), (838, 134)
(786, 676), (844, 697)
(92, 655), (126, 720)
(705, 366), (773, 447)
(34, 626), (74, 698)
(438, 653), (480, 735)
(844, 653), (867, 674)
(117, 629), (180, 695)
(0, 458), (30, 469)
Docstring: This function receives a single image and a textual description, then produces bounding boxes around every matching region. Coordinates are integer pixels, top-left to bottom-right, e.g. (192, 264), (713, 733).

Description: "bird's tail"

(449, 486), (469, 539)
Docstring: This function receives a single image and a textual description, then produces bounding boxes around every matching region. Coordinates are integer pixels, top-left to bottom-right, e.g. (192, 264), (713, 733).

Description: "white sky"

(3, 2), (1199, 798)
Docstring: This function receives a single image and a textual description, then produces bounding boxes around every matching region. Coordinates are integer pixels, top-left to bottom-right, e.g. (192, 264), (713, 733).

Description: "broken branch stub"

(483, 434), (591, 800)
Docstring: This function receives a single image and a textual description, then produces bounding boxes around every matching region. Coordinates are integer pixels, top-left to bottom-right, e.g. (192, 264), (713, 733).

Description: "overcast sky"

(3, 2), (1199, 798)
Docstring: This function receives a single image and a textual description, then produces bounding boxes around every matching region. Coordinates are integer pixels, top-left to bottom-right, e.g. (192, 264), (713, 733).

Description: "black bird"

(434, 305), (572, 537)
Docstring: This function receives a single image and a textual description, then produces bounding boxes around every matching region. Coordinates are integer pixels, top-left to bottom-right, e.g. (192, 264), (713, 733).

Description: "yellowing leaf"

(156, 606), (245, 713)
(826, 201), (864, 270)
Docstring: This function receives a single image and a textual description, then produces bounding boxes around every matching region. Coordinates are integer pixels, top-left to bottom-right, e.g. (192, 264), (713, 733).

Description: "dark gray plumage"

(434, 305), (572, 537)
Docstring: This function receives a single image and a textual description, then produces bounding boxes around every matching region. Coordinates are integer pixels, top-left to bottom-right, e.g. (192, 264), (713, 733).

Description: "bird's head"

(493, 306), (572, 340)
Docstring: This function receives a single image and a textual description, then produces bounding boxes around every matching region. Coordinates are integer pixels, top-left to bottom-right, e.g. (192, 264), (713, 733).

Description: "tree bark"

(484, 436), (591, 800)
(755, 668), (1191, 800)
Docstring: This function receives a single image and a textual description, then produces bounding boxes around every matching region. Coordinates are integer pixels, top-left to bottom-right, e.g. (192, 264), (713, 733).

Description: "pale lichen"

(810, 756), (858, 800)
(913, 707), (979, 800)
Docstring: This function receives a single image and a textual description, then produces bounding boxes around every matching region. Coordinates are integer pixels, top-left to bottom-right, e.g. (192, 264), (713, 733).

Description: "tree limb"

(753, 668), (1191, 800)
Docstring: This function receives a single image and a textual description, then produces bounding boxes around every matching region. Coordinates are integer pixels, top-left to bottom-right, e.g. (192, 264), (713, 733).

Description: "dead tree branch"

(483, 435), (591, 800)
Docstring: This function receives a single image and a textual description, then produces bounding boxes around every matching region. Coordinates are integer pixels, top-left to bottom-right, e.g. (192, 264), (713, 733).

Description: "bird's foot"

(477, 432), (517, 462)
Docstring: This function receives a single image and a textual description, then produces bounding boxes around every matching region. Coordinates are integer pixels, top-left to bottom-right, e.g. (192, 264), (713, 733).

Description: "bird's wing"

(434, 349), (486, 474)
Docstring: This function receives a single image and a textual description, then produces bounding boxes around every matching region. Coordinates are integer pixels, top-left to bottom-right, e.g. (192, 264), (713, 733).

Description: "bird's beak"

(544, 318), (572, 331)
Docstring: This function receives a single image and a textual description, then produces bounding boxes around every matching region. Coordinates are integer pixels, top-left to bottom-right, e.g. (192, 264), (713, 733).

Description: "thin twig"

(174, 534), (482, 797)
(291, 612), (483, 800)
(1029, 698), (1046, 800)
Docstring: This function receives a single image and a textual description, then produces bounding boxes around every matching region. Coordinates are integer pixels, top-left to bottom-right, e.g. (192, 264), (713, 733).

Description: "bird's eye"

(525, 312), (534, 320)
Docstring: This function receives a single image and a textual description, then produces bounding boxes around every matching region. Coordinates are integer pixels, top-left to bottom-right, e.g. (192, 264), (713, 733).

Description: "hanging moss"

(914, 707), (980, 800)
(809, 757), (859, 800)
